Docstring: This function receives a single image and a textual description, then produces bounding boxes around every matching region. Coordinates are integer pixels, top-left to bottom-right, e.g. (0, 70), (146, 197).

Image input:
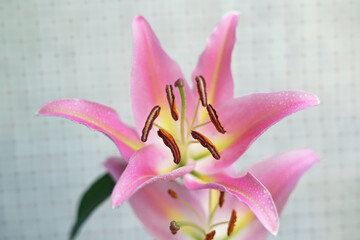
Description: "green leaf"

(69, 173), (115, 240)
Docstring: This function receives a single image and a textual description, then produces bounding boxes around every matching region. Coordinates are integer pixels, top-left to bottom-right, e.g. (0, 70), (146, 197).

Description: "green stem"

(177, 221), (206, 236)
(153, 123), (165, 130)
(178, 85), (186, 144)
(190, 99), (201, 133)
(192, 121), (211, 130)
(210, 221), (229, 230)
(178, 197), (205, 226)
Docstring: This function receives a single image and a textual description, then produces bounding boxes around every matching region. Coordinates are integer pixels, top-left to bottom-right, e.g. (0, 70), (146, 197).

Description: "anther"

(141, 105), (161, 142)
(168, 189), (178, 199)
(227, 209), (237, 236)
(195, 75), (207, 107)
(174, 78), (184, 88)
(204, 230), (216, 240)
(158, 129), (181, 164)
(207, 104), (226, 134)
(169, 221), (180, 235)
(219, 191), (225, 208)
(165, 85), (179, 121)
(191, 130), (220, 160)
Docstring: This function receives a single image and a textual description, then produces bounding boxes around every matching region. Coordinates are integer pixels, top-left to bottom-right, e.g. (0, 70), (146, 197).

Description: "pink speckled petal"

(104, 156), (207, 239)
(209, 149), (320, 238)
(192, 12), (238, 120)
(131, 16), (195, 138)
(103, 157), (127, 180)
(183, 172), (279, 235)
(38, 99), (143, 161)
(111, 144), (195, 208)
(194, 91), (319, 172)
(130, 181), (208, 240)
(238, 149), (320, 239)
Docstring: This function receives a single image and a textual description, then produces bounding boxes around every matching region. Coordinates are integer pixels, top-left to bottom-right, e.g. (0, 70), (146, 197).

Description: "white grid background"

(1, 0), (359, 239)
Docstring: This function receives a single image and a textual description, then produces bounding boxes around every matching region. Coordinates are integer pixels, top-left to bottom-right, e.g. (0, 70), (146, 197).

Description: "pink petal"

(111, 144), (195, 208)
(217, 149), (320, 238)
(183, 172), (279, 235)
(246, 149), (320, 214)
(103, 157), (127, 180)
(129, 181), (208, 240)
(38, 99), (143, 161)
(192, 12), (238, 120)
(194, 91), (320, 172)
(131, 16), (195, 138)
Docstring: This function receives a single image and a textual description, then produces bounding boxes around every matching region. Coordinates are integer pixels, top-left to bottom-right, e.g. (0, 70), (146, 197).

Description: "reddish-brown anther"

(207, 104), (226, 134)
(165, 85), (179, 121)
(227, 209), (237, 236)
(141, 105), (161, 142)
(219, 191), (225, 208)
(195, 75), (208, 107)
(204, 230), (216, 240)
(157, 129), (181, 164)
(191, 130), (220, 160)
(168, 189), (178, 199)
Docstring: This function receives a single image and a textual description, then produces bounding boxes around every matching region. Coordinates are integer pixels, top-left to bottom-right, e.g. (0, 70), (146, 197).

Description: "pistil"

(175, 79), (186, 144)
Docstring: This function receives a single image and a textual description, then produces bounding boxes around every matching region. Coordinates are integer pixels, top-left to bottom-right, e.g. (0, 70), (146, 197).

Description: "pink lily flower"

(104, 149), (319, 240)
(38, 12), (319, 234)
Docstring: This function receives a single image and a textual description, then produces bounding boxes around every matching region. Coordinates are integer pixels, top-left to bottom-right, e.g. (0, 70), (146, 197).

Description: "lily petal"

(194, 91), (320, 172)
(130, 181), (208, 240)
(183, 172), (279, 235)
(104, 156), (207, 240)
(103, 157), (127, 180)
(218, 149), (320, 239)
(192, 12), (238, 120)
(111, 144), (195, 208)
(131, 16), (195, 138)
(38, 99), (143, 160)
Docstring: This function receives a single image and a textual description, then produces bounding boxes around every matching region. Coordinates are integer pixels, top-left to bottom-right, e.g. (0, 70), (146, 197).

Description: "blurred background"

(1, 0), (359, 239)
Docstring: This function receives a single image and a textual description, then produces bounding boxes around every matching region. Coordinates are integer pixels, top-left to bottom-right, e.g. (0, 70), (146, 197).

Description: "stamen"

(206, 104), (226, 134)
(172, 221), (207, 235)
(169, 221), (180, 235)
(141, 105), (161, 142)
(227, 210), (237, 236)
(219, 191), (225, 208)
(191, 130), (220, 160)
(165, 85), (179, 121)
(157, 129), (181, 164)
(204, 230), (216, 240)
(195, 75), (208, 107)
(168, 189), (178, 199)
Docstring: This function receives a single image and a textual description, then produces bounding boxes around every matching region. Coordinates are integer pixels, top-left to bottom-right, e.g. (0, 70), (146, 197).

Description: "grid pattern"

(1, 0), (359, 239)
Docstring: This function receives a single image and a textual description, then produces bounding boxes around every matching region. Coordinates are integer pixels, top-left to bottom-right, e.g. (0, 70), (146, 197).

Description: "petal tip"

(111, 198), (120, 209)
(133, 15), (145, 23)
(224, 10), (240, 19)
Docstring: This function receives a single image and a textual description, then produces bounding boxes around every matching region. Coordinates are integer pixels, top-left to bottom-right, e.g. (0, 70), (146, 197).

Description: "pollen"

(168, 189), (178, 199)
(169, 221), (180, 235)
(165, 85), (179, 121)
(207, 104), (226, 134)
(219, 191), (225, 208)
(191, 130), (220, 160)
(195, 75), (208, 107)
(141, 105), (161, 142)
(204, 230), (216, 240)
(227, 209), (237, 236)
(157, 129), (181, 164)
